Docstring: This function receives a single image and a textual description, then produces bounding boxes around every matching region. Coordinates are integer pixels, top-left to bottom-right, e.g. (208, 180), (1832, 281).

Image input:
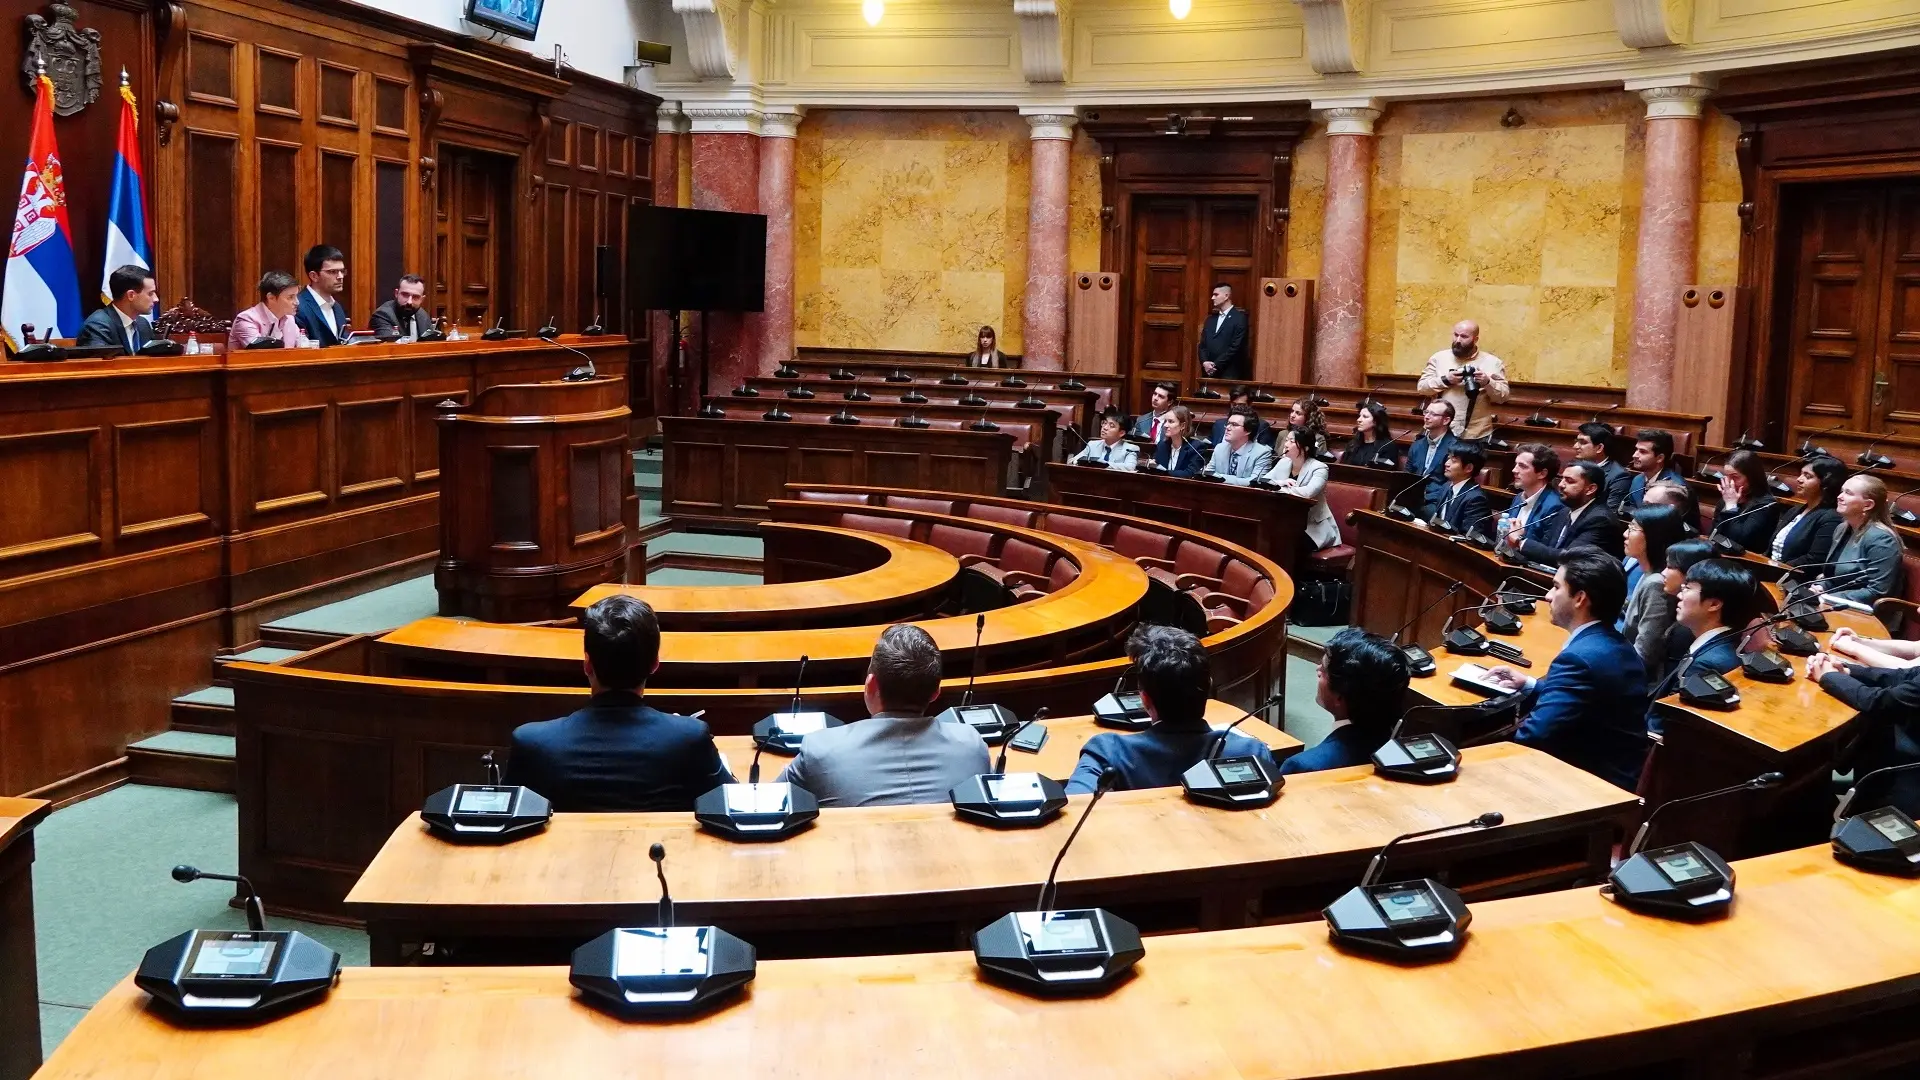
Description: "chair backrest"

(999, 538), (1055, 576)
(1046, 557), (1078, 593)
(885, 495), (958, 515)
(972, 502), (1038, 529)
(1172, 540), (1229, 580)
(793, 489), (865, 504)
(1113, 524), (1174, 563)
(1898, 549), (1920, 640)
(1322, 481), (1380, 534)
(1039, 512), (1111, 546)
(839, 512), (914, 538)
(1248, 577), (1276, 613)
(1217, 559), (1263, 601)
(927, 523), (997, 560)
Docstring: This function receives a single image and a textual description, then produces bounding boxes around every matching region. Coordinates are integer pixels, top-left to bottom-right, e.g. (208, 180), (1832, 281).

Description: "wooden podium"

(435, 376), (634, 622)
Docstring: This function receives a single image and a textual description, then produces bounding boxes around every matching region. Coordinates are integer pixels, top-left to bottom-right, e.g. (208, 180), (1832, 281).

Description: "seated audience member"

(1345, 399), (1402, 468)
(1654, 538), (1717, 659)
(1670, 559), (1761, 680)
(295, 244), (350, 346)
(964, 324), (1012, 368)
(504, 596), (732, 811)
(1806, 473), (1905, 608)
(1427, 444), (1490, 536)
(1771, 454), (1846, 569)
(1403, 400), (1459, 518)
(76, 264), (159, 351)
(1131, 383), (1176, 440)
(369, 273), (433, 339)
(1150, 405), (1207, 478)
(1570, 421), (1633, 515)
(1498, 444), (1564, 554)
(1826, 626), (1920, 670)
(1481, 548), (1651, 792)
(1642, 478), (1702, 536)
(1620, 504), (1689, 679)
(1626, 429), (1687, 509)
(1808, 641), (1920, 817)
(1210, 389), (1277, 447)
(1516, 461), (1624, 563)
(1071, 409), (1139, 470)
(228, 270), (311, 351)
(1288, 395), (1330, 458)
(1067, 626), (1281, 793)
(1711, 449), (1782, 552)
(1206, 410), (1275, 484)
(778, 624), (989, 807)
(1260, 427), (1341, 550)
(1279, 629), (1411, 775)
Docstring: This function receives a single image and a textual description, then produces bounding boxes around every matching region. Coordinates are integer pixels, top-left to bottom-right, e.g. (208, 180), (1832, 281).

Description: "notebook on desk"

(1450, 663), (1511, 697)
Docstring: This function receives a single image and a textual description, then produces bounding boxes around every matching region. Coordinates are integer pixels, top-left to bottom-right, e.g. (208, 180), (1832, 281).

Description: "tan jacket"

(1417, 349), (1510, 440)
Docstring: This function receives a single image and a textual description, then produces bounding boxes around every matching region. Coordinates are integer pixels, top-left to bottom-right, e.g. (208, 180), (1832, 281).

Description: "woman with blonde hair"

(1807, 473), (1904, 609)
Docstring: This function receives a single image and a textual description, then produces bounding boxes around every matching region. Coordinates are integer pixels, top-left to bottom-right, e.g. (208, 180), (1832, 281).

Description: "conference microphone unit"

(421, 749), (552, 844)
(536, 315), (559, 339)
(570, 843), (756, 1016)
(135, 866), (341, 1020)
(1890, 482), (1920, 528)
(1389, 582), (1465, 677)
(1799, 420), (1847, 461)
(753, 655), (843, 755)
(1371, 712), (1462, 784)
(1000, 373), (1027, 388)
(1704, 499), (1781, 556)
(1831, 761), (1920, 875)
(941, 370), (971, 386)
(1857, 432), (1898, 471)
(828, 367), (857, 381)
(951, 708), (1067, 828)
(885, 368), (913, 383)
(773, 362), (801, 379)
(1093, 669), (1152, 730)
(971, 771), (1144, 994)
(1180, 693), (1285, 809)
(730, 383), (760, 397)
(843, 386), (872, 402)
(1322, 812), (1503, 961)
(1439, 606), (1530, 667)
(936, 614), (1017, 743)
(481, 317), (510, 341)
(694, 726), (820, 841)
(1603, 771), (1782, 920)
(785, 384), (816, 399)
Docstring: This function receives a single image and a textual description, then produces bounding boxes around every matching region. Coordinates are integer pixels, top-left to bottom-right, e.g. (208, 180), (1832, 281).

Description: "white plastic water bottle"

(185, 333), (199, 355)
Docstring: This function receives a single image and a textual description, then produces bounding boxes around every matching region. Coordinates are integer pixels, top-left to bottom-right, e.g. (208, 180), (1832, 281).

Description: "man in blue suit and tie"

(1481, 548), (1651, 791)
(74, 264), (159, 352)
(1429, 445), (1491, 536)
(1403, 400), (1459, 518)
(1280, 629), (1410, 775)
(294, 244), (351, 346)
(504, 595), (733, 811)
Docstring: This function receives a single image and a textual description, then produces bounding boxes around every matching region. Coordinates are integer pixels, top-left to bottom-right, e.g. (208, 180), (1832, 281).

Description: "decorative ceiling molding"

(1615, 0), (1692, 50)
(1295, 0), (1367, 75)
(673, 0), (736, 81)
(1014, 0), (1070, 84)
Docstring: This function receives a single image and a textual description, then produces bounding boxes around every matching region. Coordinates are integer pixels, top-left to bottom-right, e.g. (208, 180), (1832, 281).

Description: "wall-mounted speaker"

(1255, 278), (1313, 385)
(1068, 271), (1121, 376)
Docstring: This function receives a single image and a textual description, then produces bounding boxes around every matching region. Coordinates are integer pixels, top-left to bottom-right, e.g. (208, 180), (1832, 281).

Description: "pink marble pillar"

(650, 105), (686, 414)
(1021, 111), (1076, 371)
(1312, 102), (1380, 388)
(688, 120), (762, 397)
(1626, 81), (1712, 410)
(757, 108), (804, 372)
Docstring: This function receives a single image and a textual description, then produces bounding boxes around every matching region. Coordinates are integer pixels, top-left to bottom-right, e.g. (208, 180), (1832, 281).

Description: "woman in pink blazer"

(228, 270), (311, 351)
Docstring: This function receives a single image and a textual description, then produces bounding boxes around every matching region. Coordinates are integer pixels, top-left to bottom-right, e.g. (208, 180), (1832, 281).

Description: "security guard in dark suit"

(1196, 283), (1249, 382)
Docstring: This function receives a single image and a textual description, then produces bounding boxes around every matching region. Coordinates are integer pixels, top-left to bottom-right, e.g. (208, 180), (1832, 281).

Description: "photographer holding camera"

(1417, 319), (1510, 440)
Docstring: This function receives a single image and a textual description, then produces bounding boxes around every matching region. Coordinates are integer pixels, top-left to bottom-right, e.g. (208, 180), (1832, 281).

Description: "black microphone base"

(1372, 734), (1461, 784)
(937, 703), (1018, 744)
(1775, 624), (1820, 656)
(1605, 842), (1734, 921)
(1093, 691), (1153, 730)
(1443, 628), (1491, 655)
(697, 403), (727, 419)
(1739, 650), (1795, 683)
(137, 929), (341, 1021)
(1179, 757), (1281, 810)
(1401, 644), (1438, 678)
(972, 909), (1143, 995)
(570, 926), (756, 1017)
(752, 712), (845, 755)
(1323, 879), (1470, 962)
(950, 773), (1068, 828)
(1832, 808), (1920, 876)
(693, 782), (820, 841)
(1482, 608), (1522, 635)
(420, 784), (552, 844)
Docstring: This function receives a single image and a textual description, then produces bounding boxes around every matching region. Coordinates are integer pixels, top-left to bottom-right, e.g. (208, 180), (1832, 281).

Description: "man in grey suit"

(368, 273), (433, 339)
(1205, 411), (1274, 485)
(777, 624), (989, 807)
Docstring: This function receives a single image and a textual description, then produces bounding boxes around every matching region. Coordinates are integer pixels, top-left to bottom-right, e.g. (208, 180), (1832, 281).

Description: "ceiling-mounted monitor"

(465, 0), (546, 41)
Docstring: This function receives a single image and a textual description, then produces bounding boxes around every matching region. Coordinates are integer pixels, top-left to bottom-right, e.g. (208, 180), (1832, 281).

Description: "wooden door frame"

(1081, 106), (1307, 415)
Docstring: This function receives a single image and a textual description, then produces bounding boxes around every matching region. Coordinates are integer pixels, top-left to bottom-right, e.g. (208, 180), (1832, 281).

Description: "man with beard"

(1416, 319), (1510, 440)
(369, 273), (433, 340)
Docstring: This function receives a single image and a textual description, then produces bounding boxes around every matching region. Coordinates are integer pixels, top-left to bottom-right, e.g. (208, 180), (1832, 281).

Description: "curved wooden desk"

(0, 798), (50, 1080)
(571, 523), (961, 630)
(47, 847), (1920, 1080)
(344, 738), (1632, 964)
(1350, 509), (1555, 650)
(1050, 461), (1316, 573)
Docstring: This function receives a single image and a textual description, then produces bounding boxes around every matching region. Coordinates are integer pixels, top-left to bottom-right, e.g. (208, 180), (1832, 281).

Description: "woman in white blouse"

(1261, 427), (1341, 550)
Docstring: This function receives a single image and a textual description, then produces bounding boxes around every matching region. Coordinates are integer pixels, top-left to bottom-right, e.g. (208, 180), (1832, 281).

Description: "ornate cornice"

(760, 106), (806, 139)
(683, 103), (764, 135)
(655, 102), (691, 135)
(1295, 0), (1367, 75)
(1021, 107), (1078, 141)
(1615, 0), (1692, 50)
(672, 0), (736, 81)
(1626, 73), (1715, 118)
(1014, 0), (1069, 84)
(1311, 96), (1382, 136)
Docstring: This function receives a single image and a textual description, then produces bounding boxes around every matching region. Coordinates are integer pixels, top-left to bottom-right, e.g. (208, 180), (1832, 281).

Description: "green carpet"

(32, 785), (367, 1057)
(260, 574), (439, 637)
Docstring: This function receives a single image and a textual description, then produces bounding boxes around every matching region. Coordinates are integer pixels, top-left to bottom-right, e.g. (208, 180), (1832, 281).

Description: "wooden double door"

(1779, 180), (1920, 441)
(1128, 194), (1259, 401)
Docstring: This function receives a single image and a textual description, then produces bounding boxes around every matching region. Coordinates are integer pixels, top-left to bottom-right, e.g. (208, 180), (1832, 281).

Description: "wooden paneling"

(185, 132), (238, 316)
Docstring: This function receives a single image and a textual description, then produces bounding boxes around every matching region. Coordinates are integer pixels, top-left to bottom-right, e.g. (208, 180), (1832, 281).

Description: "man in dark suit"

(1483, 548), (1651, 791)
(368, 273), (433, 339)
(1280, 629), (1410, 775)
(1403, 399), (1458, 518)
(1196, 282), (1248, 382)
(1517, 460), (1625, 563)
(1066, 625), (1281, 793)
(1571, 422), (1633, 515)
(1429, 444), (1490, 536)
(1647, 560), (1761, 728)
(1626, 429), (1688, 510)
(504, 595), (732, 811)
(75, 264), (158, 352)
(294, 244), (350, 346)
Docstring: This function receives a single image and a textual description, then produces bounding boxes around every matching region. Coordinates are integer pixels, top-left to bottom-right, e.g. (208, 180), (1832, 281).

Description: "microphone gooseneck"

(994, 707), (1050, 774)
(747, 737), (766, 785)
(960, 614), (987, 706)
(1037, 770), (1117, 913)
(1836, 760), (1920, 821)
(1628, 771), (1783, 857)
(651, 842), (674, 928)
(1359, 813), (1503, 888)
(788, 655), (809, 717)
(173, 865), (268, 932)
(1208, 693), (1284, 760)
(1391, 581), (1465, 644)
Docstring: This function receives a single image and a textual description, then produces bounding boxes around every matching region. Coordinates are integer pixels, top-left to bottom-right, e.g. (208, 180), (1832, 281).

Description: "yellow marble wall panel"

(1468, 178), (1547, 285)
(1365, 130), (1405, 369)
(1397, 187), (1471, 285)
(1069, 130), (1104, 277)
(1541, 182), (1623, 287)
(1287, 129), (1327, 280)
(1536, 286), (1617, 386)
(1697, 107), (1743, 287)
(1466, 284), (1541, 380)
(937, 271), (1006, 345)
(1392, 283), (1468, 374)
(794, 121), (824, 339)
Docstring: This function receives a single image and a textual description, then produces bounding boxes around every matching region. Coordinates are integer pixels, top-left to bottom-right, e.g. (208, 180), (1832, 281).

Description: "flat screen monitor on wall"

(627, 205), (767, 313)
(464, 0), (546, 41)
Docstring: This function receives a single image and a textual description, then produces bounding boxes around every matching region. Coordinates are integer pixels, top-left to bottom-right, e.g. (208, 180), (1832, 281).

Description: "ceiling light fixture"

(863, 0), (884, 26)
(1170, 0), (1191, 18)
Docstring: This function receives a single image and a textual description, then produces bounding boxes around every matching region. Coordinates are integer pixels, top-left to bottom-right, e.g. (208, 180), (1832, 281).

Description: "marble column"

(758, 107), (805, 372)
(651, 104), (688, 413)
(686, 106), (764, 397)
(1625, 76), (1714, 411)
(1311, 99), (1381, 388)
(1021, 109), (1076, 371)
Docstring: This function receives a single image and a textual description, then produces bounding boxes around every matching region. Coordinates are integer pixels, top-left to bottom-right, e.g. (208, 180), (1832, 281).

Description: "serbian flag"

(100, 75), (150, 303)
(1, 73), (82, 349)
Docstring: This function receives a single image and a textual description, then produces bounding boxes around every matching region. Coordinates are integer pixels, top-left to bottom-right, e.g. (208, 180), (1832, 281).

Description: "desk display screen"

(614, 927), (712, 978)
(1655, 849), (1716, 884)
(1213, 759), (1265, 786)
(454, 787), (514, 815)
(1115, 692), (1144, 711)
(773, 712), (828, 736)
(723, 783), (791, 815)
(986, 774), (1044, 803)
(957, 706), (1003, 731)
(1403, 737), (1445, 761)
(188, 934), (279, 978)
(1867, 809), (1920, 843)
(1374, 886), (1441, 923)
(1017, 911), (1103, 954)
(1699, 671), (1732, 692)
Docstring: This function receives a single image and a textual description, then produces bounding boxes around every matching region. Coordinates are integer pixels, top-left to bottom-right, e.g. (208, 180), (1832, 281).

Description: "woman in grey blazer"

(1811, 474), (1905, 608)
(1260, 428), (1341, 550)
(1619, 504), (1689, 680)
